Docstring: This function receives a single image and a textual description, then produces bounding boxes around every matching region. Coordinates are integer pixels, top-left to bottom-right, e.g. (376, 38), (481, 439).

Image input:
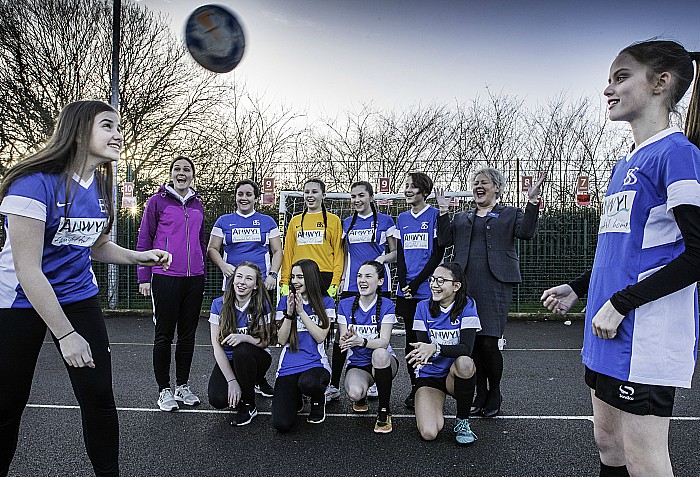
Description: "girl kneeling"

(407, 262), (481, 445)
(338, 261), (398, 433)
(208, 262), (276, 426)
(273, 259), (334, 432)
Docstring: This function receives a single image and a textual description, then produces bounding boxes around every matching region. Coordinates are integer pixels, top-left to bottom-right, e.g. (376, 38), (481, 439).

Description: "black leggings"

(272, 367), (330, 433)
(0, 297), (119, 477)
(208, 343), (272, 408)
(151, 274), (205, 391)
(396, 296), (420, 387)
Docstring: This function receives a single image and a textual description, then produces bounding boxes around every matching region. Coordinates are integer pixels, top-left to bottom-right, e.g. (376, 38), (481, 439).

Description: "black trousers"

(208, 343), (272, 408)
(272, 367), (330, 433)
(396, 296), (420, 387)
(0, 297), (119, 477)
(151, 274), (205, 390)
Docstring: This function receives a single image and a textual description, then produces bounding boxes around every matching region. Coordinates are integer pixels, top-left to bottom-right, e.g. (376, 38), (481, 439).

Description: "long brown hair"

(218, 262), (276, 348)
(286, 259), (330, 351)
(0, 100), (117, 231)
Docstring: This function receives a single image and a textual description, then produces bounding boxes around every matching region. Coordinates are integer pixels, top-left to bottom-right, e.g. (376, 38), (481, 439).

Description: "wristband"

(227, 378), (236, 383)
(283, 313), (294, 321)
(268, 271), (278, 278)
(57, 330), (76, 341)
(362, 338), (368, 347)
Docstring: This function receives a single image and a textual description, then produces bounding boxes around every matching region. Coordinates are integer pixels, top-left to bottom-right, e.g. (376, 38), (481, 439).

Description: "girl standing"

(337, 261), (398, 433)
(326, 181), (397, 401)
(0, 100), (170, 476)
(394, 172), (444, 408)
(137, 156), (206, 412)
(273, 259), (335, 432)
(207, 262), (276, 426)
(279, 179), (343, 295)
(542, 40), (700, 476)
(407, 262), (481, 445)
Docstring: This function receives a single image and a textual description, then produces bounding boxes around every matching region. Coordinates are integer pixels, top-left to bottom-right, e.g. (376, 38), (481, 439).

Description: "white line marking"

(24, 405), (700, 421)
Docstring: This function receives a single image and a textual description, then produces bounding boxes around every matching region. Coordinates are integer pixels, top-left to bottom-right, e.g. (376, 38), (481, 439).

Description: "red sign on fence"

(378, 177), (390, 193)
(263, 178), (274, 194)
(577, 175), (589, 192)
(576, 175), (590, 206)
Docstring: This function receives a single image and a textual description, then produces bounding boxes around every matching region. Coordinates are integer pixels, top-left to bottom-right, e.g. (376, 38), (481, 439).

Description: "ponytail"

(685, 52), (700, 148)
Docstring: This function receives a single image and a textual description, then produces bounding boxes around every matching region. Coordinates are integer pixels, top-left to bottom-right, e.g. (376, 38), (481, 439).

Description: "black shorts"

(415, 376), (450, 396)
(346, 355), (400, 376)
(395, 296), (420, 320)
(320, 272), (333, 291)
(585, 367), (675, 417)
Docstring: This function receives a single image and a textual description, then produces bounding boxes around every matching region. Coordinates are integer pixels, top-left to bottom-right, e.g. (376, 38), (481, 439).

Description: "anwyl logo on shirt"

(229, 228), (262, 242)
(429, 328), (460, 345)
(297, 314), (322, 332)
(347, 229), (374, 243)
(352, 324), (379, 339)
(403, 232), (428, 250)
(52, 218), (107, 247)
(297, 230), (324, 245)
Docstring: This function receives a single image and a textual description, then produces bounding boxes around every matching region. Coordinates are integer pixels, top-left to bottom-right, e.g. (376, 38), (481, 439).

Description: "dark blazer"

(437, 202), (539, 283)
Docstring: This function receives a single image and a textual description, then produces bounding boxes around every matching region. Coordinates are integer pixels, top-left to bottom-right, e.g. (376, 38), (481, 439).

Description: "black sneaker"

(230, 403), (258, 427)
(307, 400), (326, 424)
(404, 387), (416, 409)
(255, 379), (274, 398)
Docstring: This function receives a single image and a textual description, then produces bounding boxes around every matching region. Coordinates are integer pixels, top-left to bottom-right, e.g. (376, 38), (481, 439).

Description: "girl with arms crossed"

(337, 260), (398, 433)
(137, 156), (206, 412)
(542, 40), (700, 477)
(326, 181), (397, 401)
(407, 262), (481, 445)
(0, 100), (170, 476)
(207, 262), (276, 426)
(273, 259), (335, 432)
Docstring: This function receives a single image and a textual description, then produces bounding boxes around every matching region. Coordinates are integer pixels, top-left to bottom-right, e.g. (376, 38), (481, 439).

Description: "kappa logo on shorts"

(618, 385), (635, 401)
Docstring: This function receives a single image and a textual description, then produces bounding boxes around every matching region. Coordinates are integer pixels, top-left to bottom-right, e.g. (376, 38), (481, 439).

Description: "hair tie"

(690, 51), (700, 61)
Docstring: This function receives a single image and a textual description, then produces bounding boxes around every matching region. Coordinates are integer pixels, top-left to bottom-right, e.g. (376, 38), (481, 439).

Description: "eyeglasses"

(428, 276), (457, 286)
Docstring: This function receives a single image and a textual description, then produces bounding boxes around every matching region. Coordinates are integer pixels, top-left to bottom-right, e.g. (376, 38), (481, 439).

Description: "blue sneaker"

(454, 418), (477, 445)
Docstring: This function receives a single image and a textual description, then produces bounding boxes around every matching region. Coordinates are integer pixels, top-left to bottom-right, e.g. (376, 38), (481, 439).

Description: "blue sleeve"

(210, 297), (223, 315)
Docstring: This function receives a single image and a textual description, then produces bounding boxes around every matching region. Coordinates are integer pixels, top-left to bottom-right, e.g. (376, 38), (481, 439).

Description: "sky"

(136, 0), (700, 118)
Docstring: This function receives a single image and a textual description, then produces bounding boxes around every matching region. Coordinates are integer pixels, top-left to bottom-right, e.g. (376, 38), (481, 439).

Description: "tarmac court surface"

(8, 317), (700, 477)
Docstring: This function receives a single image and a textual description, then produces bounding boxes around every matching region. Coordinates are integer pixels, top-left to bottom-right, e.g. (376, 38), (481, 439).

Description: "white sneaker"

(367, 383), (379, 399)
(324, 385), (341, 402)
(158, 388), (179, 412)
(174, 384), (201, 406)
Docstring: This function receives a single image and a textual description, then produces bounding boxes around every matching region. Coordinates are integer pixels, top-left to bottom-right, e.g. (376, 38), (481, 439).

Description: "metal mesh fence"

(0, 184), (599, 313)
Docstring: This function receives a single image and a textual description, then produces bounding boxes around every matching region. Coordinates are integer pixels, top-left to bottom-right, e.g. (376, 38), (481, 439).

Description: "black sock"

(454, 376), (475, 420)
(473, 370), (488, 408)
(374, 365), (393, 414)
(330, 342), (345, 388)
(600, 462), (630, 477)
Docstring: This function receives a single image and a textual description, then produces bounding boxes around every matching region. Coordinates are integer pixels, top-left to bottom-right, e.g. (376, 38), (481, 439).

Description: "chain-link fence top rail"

(0, 187), (597, 313)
